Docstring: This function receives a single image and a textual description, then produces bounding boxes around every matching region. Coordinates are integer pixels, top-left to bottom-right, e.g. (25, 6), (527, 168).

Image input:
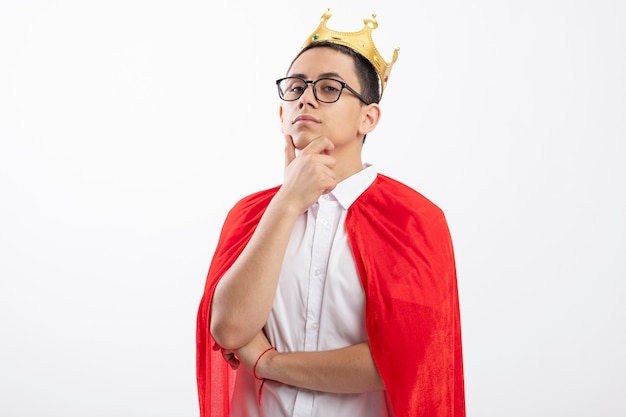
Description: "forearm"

(257, 342), (385, 394)
(210, 196), (300, 349)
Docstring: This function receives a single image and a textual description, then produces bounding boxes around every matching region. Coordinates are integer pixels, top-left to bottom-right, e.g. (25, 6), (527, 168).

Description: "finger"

(226, 357), (240, 370)
(221, 350), (240, 369)
(221, 349), (230, 360)
(302, 136), (335, 156)
(284, 135), (296, 169)
(227, 356), (240, 369)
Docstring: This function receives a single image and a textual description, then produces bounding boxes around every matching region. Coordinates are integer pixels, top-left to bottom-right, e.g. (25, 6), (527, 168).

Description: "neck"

(332, 142), (364, 183)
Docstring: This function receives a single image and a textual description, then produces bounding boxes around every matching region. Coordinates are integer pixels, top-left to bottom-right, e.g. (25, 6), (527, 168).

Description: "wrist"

(269, 192), (304, 218)
(253, 347), (276, 380)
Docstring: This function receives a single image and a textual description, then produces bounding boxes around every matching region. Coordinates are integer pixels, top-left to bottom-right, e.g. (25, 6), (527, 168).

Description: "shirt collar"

(325, 164), (377, 210)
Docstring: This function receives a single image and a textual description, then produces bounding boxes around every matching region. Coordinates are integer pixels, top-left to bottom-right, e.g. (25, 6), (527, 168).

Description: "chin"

(291, 135), (312, 151)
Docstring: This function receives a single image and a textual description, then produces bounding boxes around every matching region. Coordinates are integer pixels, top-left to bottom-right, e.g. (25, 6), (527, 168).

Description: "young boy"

(197, 9), (466, 417)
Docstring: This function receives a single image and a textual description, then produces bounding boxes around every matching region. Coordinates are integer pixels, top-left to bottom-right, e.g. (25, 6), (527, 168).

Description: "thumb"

(284, 135), (296, 169)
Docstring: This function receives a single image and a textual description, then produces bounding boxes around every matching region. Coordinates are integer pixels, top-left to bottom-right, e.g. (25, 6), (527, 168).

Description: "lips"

(292, 115), (320, 124)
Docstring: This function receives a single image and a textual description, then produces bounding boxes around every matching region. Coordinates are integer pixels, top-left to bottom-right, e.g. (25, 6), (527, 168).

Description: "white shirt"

(229, 165), (391, 417)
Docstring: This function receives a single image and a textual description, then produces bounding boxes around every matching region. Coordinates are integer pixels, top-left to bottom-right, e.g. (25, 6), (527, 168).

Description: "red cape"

(197, 174), (465, 417)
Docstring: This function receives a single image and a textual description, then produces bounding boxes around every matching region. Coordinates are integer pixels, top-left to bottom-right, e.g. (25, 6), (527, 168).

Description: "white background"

(1, 0), (625, 416)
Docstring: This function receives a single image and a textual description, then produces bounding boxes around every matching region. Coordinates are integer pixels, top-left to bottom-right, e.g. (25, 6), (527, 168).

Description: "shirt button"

(311, 323), (319, 330)
(314, 269), (322, 276)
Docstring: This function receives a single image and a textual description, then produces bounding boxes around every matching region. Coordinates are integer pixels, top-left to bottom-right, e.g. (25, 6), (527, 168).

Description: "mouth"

(292, 115), (321, 124)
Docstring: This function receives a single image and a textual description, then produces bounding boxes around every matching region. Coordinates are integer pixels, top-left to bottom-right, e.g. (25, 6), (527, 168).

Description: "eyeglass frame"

(275, 76), (370, 104)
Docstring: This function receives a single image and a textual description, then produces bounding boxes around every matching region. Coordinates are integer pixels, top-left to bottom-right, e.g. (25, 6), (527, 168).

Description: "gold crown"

(301, 8), (399, 98)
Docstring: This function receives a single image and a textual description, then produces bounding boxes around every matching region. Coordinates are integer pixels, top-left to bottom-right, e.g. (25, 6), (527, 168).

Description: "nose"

(297, 82), (318, 108)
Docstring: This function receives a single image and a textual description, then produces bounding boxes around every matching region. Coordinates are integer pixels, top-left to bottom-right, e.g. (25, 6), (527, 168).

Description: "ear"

(357, 103), (381, 136)
(279, 103), (285, 133)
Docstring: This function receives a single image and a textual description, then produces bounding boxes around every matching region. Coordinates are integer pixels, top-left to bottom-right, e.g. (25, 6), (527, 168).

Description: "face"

(279, 47), (378, 152)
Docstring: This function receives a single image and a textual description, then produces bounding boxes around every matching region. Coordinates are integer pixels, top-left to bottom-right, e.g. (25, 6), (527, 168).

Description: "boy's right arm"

(210, 135), (337, 350)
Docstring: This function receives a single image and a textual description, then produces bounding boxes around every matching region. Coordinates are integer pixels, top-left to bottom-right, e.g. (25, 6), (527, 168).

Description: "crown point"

(364, 14), (378, 29)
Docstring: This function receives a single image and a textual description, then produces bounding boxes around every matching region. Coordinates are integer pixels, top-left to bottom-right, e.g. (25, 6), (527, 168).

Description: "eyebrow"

(289, 72), (345, 81)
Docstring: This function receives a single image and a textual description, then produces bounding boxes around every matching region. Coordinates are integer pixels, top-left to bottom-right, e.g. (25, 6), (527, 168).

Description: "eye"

(318, 79), (341, 93)
(279, 78), (307, 99)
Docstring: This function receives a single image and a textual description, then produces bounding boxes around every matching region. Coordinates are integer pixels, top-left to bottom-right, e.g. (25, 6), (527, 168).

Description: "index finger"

(284, 135), (296, 169)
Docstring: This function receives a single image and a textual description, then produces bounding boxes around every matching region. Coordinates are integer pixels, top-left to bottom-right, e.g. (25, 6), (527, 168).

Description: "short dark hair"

(288, 41), (381, 104)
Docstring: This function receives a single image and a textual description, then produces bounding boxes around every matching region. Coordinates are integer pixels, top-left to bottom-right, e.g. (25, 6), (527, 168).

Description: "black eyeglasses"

(276, 76), (369, 104)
